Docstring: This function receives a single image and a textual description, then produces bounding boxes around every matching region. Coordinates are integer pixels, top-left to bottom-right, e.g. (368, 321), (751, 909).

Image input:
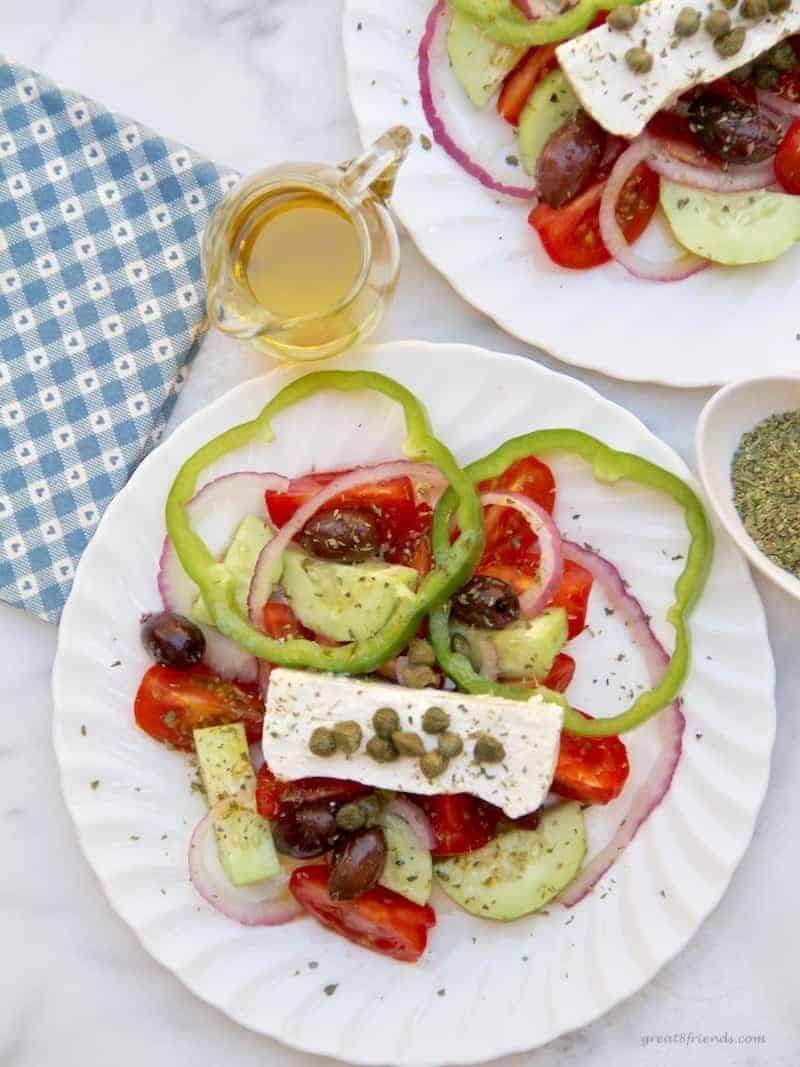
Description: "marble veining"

(0, 1), (796, 1065)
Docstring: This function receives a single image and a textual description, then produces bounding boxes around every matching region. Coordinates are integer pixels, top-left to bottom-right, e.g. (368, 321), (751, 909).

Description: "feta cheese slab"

(556, 0), (800, 138)
(262, 668), (564, 819)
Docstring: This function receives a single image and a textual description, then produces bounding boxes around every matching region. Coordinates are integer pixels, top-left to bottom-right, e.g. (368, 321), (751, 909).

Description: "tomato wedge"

(542, 651), (576, 693)
(255, 762), (285, 819)
(776, 120), (800, 195)
(552, 716), (629, 805)
(414, 793), (501, 856)
(548, 557), (593, 639)
(265, 470), (414, 528)
(529, 165), (659, 271)
(255, 763), (370, 819)
(134, 663), (263, 751)
(497, 45), (557, 126)
(289, 864), (436, 962)
(479, 454), (556, 565)
(262, 601), (311, 640)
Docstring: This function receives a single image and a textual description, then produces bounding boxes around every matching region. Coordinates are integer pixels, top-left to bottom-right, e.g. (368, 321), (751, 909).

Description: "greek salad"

(133, 370), (711, 962)
(420, 0), (800, 278)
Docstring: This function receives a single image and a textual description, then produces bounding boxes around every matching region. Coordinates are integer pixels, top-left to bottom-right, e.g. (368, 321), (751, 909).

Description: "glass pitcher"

(202, 126), (411, 362)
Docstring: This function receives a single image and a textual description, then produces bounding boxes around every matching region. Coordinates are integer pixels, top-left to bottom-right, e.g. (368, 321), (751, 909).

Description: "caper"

(336, 802), (366, 832)
(402, 664), (437, 688)
(391, 730), (426, 757)
(754, 63), (780, 89)
(372, 706), (400, 739)
(473, 734), (506, 764)
(704, 9), (731, 37)
(357, 793), (383, 825)
(420, 750), (448, 780)
(674, 6), (701, 34)
(422, 706), (450, 734)
(407, 637), (437, 667)
(728, 61), (754, 83)
(741, 0), (768, 16)
(714, 26), (746, 57)
(333, 720), (362, 756)
(438, 731), (464, 759)
(608, 3), (638, 29)
(309, 727), (336, 757)
(625, 46), (653, 74)
(768, 0), (791, 11)
(770, 41), (797, 72)
(366, 735), (397, 763)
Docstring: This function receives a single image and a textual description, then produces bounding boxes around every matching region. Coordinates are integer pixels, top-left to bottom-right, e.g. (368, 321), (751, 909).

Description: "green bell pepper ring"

(165, 370), (484, 675)
(428, 429), (713, 738)
(446, 0), (645, 47)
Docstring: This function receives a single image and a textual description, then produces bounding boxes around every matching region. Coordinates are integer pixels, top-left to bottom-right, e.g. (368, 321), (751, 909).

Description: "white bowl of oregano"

(697, 375), (800, 601)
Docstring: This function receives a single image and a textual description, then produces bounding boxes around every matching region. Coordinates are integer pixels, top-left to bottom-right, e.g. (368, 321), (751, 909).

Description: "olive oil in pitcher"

(232, 190), (364, 321)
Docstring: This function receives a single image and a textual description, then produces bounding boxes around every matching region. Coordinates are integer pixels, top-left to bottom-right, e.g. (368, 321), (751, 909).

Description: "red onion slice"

(514, 0), (580, 16)
(757, 87), (800, 121)
(247, 461), (446, 621)
(188, 799), (304, 926)
(599, 137), (710, 282)
(418, 1), (539, 200)
(557, 541), (685, 907)
(480, 491), (563, 616)
(648, 137), (776, 193)
(386, 797), (437, 850)
(159, 472), (288, 682)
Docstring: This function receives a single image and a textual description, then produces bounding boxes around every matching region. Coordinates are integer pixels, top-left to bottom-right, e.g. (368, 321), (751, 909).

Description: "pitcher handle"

(338, 125), (412, 204)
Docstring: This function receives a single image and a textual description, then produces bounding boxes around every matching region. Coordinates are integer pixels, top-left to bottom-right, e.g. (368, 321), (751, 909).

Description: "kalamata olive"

(273, 801), (341, 858)
(328, 827), (387, 900)
(451, 575), (520, 630)
(687, 94), (782, 164)
(140, 610), (205, 669)
(536, 109), (607, 208)
(298, 506), (380, 562)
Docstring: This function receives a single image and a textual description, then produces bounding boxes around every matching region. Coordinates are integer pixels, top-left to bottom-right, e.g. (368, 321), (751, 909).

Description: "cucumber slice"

(194, 722), (257, 808)
(212, 802), (281, 887)
(660, 180), (800, 265)
(193, 514), (276, 624)
(451, 606), (568, 679)
(281, 548), (418, 643)
(518, 68), (578, 176)
(434, 801), (586, 920)
(194, 723), (279, 886)
(378, 811), (433, 906)
(447, 10), (525, 109)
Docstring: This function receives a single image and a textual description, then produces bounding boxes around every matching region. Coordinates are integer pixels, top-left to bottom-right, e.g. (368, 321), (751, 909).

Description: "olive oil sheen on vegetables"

(233, 191), (364, 320)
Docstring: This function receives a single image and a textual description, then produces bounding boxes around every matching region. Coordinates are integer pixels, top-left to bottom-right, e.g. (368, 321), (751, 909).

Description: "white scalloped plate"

(53, 342), (774, 1065)
(343, 1), (800, 387)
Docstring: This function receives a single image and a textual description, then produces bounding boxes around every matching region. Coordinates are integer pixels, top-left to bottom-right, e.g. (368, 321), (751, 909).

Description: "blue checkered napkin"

(0, 58), (239, 622)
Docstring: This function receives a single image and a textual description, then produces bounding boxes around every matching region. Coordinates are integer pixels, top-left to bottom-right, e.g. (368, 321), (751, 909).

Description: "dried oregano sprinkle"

(731, 410), (800, 577)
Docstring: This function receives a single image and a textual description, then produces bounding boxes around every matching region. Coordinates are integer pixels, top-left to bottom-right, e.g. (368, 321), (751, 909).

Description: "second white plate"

(343, 0), (800, 387)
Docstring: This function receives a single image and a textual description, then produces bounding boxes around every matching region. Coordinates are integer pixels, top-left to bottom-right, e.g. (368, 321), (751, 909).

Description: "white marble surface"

(0, 1), (797, 1065)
